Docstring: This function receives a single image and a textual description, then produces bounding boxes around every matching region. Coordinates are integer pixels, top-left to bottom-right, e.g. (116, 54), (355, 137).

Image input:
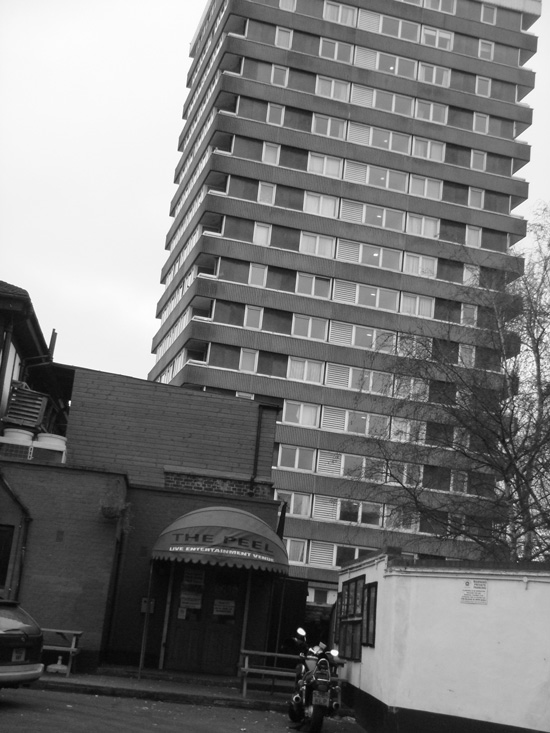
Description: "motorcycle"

(288, 627), (343, 733)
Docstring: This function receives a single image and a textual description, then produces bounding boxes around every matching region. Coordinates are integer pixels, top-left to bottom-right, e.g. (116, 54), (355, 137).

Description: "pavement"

(35, 665), (355, 718)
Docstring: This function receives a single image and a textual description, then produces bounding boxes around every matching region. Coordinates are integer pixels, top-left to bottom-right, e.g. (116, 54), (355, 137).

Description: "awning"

(152, 506), (289, 575)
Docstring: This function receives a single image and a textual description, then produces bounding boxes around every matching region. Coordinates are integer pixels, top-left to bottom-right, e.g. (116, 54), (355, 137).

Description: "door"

(164, 564), (247, 675)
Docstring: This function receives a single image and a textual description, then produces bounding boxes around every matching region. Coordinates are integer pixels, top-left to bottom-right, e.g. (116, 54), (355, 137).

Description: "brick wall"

(66, 369), (279, 488)
(164, 470), (272, 498)
(0, 462), (125, 668)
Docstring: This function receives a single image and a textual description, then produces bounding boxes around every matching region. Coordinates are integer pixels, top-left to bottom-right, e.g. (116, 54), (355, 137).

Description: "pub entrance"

(164, 563), (246, 675)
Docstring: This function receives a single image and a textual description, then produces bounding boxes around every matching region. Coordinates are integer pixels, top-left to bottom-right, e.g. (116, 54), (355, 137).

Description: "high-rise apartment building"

(149, 0), (540, 597)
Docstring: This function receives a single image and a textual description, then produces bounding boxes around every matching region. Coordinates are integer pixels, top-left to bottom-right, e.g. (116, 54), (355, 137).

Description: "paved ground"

(0, 687), (365, 733)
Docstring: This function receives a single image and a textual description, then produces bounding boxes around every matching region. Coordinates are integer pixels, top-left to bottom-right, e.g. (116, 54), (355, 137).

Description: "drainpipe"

(248, 404), (265, 495)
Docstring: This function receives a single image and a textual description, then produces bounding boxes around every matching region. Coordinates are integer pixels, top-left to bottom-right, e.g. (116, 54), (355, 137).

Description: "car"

(0, 599), (44, 688)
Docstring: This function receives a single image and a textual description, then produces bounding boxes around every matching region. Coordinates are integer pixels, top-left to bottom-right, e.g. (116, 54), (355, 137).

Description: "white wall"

(341, 559), (550, 732)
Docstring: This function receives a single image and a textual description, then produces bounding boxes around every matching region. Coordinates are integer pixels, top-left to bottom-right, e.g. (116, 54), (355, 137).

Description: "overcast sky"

(0, 1), (548, 380)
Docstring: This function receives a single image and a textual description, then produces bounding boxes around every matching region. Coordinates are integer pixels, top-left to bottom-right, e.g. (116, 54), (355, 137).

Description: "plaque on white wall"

(460, 579), (488, 604)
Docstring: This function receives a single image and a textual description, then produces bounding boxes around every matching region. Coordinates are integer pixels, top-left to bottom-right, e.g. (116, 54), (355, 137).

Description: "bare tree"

(343, 205), (550, 561)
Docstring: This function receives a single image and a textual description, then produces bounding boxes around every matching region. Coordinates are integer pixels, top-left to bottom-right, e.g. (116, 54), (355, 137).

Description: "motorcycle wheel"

(309, 704), (326, 733)
(288, 701), (304, 723)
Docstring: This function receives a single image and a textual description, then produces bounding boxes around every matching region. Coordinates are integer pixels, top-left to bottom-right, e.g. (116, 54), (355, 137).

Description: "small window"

(278, 445), (316, 471)
(267, 103), (285, 126)
(275, 27), (293, 49)
(272, 65), (289, 87)
(471, 150), (487, 171)
(249, 263), (267, 286)
(283, 401), (320, 427)
(319, 38), (353, 64)
(308, 153), (343, 178)
(288, 357), (324, 383)
(286, 538), (306, 563)
(244, 305), (263, 329)
(473, 112), (489, 134)
(258, 182), (276, 204)
(262, 143), (280, 165)
(476, 76), (492, 97)
(459, 344), (475, 367)
(300, 232), (335, 258)
(240, 348), (258, 372)
(296, 273), (331, 298)
(461, 304), (477, 326)
(469, 188), (484, 209)
(280, 0), (296, 11)
(253, 222), (272, 246)
(480, 3), (496, 24)
(478, 40), (494, 61)
(292, 314), (328, 340)
(465, 225), (482, 248)
(425, 0), (456, 13)
(304, 192), (339, 218)
(276, 490), (311, 516)
(324, 1), (357, 27)
(421, 27), (453, 50)
(312, 113), (346, 140)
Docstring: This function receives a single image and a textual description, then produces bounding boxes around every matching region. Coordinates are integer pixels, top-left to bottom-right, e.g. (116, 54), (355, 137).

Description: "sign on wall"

(460, 578), (488, 605)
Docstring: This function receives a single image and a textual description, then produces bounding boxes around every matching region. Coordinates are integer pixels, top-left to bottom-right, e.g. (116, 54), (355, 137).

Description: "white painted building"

(337, 553), (550, 733)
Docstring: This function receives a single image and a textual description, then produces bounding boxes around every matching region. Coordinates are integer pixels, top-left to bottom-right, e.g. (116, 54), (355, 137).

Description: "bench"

(42, 628), (83, 676)
(240, 649), (298, 697)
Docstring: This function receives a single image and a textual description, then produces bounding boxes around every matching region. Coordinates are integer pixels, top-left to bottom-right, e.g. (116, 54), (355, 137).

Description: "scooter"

(288, 628), (343, 733)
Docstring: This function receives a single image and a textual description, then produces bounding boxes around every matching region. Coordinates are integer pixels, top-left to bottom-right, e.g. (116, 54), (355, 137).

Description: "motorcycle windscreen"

(152, 506), (289, 574)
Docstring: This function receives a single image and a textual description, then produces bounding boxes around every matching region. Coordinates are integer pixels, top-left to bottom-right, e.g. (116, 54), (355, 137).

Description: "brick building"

(1, 283), (301, 673)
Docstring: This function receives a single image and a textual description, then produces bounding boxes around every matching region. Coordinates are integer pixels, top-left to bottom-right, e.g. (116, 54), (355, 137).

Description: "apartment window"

(459, 344), (475, 368)
(412, 137), (445, 162)
(461, 304), (478, 326)
(479, 40), (494, 61)
(240, 348), (258, 372)
(471, 150), (487, 171)
(415, 100), (447, 124)
(394, 375), (429, 401)
(348, 124), (410, 154)
(391, 417), (425, 443)
(469, 188), (485, 209)
(272, 65), (289, 87)
(292, 314), (328, 340)
(262, 143), (280, 165)
(463, 264), (480, 286)
(400, 293), (435, 318)
(296, 273), (331, 298)
(341, 200), (405, 232)
(451, 472), (468, 493)
(249, 263), (267, 286)
(267, 103), (285, 126)
(403, 253), (437, 278)
(325, 363), (392, 394)
(324, 1), (357, 27)
(481, 3), (496, 24)
(397, 332), (431, 358)
(334, 280), (399, 311)
(278, 445), (316, 471)
(476, 76), (492, 97)
(276, 490), (311, 516)
(329, 321), (395, 353)
(388, 461), (422, 487)
(421, 26), (453, 50)
(258, 182), (276, 204)
(244, 305), (263, 329)
(473, 112), (489, 134)
(375, 13), (420, 43)
(304, 192), (339, 218)
(409, 175), (442, 200)
(406, 214), (440, 239)
(288, 357), (324, 383)
(373, 51), (416, 80)
(316, 76), (350, 101)
(308, 153), (343, 178)
(466, 225), (482, 248)
(253, 222), (272, 246)
(300, 231), (336, 258)
(286, 538), (307, 563)
(320, 38), (353, 63)
(275, 27), (293, 49)
(284, 400), (321, 427)
(336, 240), (401, 271)
(425, 0), (456, 12)
(312, 113), (346, 140)
(418, 63), (450, 87)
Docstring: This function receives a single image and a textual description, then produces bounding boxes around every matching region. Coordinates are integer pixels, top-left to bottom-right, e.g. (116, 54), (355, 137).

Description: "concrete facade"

(148, 0), (541, 594)
(338, 554), (550, 733)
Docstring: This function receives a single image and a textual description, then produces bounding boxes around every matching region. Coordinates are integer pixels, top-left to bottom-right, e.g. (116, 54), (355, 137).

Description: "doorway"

(164, 564), (246, 675)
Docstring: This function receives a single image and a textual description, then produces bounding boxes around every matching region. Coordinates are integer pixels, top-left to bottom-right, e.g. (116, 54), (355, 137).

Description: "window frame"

(239, 348), (259, 373)
(271, 64), (289, 87)
(475, 76), (492, 97)
(275, 26), (293, 49)
(478, 39), (494, 61)
(480, 3), (496, 24)
(258, 181), (276, 204)
(267, 103), (285, 126)
(262, 142), (281, 166)
(253, 222), (272, 246)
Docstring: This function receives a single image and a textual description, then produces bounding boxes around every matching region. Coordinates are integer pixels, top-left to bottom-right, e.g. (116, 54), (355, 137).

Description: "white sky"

(0, 0), (548, 379)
